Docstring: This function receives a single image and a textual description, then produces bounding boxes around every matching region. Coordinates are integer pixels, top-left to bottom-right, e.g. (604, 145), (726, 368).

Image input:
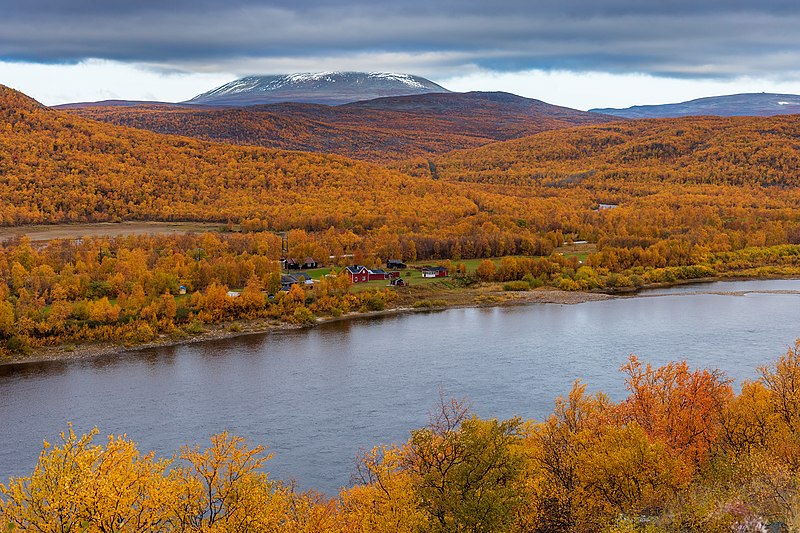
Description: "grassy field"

(287, 267), (334, 280)
(0, 221), (228, 242)
(554, 242), (596, 263)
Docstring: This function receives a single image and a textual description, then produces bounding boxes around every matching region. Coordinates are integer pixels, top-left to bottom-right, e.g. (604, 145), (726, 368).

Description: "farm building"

(280, 274), (301, 291)
(345, 265), (370, 283)
(368, 269), (400, 281)
(421, 266), (449, 278)
(285, 257), (318, 270)
(345, 266), (401, 283)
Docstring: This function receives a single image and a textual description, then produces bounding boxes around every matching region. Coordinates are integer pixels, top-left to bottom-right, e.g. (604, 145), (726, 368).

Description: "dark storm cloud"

(3, 0), (800, 78)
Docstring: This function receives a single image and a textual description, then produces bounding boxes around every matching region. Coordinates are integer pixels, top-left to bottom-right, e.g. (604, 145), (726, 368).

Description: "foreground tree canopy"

(4, 340), (800, 531)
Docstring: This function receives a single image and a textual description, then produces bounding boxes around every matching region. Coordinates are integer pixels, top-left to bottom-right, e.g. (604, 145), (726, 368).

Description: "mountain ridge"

(590, 92), (800, 118)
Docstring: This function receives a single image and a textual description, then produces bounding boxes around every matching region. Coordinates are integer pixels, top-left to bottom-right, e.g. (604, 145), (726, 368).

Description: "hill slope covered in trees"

(7, 85), (800, 266)
(0, 85), (480, 232)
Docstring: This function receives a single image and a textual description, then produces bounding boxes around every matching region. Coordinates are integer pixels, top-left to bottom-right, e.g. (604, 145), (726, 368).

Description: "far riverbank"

(0, 286), (613, 368)
(4, 274), (800, 368)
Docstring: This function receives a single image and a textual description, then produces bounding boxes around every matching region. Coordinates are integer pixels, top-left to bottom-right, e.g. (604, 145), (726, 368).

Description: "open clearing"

(0, 221), (226, 242)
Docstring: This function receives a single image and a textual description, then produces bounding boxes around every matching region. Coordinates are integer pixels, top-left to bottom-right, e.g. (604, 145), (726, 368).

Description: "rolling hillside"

(0, 85), (478, 231)
(431, 114), (800, 252)
(4, 84), (800, 263)
(435, 115), (800, 187)
(62, 92), (618, 162)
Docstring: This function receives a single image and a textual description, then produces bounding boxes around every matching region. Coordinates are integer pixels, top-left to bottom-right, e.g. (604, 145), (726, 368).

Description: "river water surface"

(1, 279), (799, 495)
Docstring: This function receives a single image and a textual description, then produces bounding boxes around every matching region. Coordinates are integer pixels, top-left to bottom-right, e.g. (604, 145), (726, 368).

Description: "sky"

(2, 0), (800, 110)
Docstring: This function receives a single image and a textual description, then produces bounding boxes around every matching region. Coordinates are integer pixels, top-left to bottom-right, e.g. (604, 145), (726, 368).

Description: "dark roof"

(346, 265), (367, 274)
(422, 266), (448, 272)
(370, 268), (387, 274)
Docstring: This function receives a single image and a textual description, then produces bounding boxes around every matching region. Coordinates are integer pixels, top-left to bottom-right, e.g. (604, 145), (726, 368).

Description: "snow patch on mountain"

(366, 72), (426, 89)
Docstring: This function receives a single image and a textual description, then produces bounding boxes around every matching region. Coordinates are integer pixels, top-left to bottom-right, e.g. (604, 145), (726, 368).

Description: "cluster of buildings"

(278, 257), (449, 291)
(344, 263), (449, 283)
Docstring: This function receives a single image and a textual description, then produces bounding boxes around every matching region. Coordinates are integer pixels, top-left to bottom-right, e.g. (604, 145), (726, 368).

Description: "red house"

(345, 265), (370, 283)
(367, 269), (400, 281)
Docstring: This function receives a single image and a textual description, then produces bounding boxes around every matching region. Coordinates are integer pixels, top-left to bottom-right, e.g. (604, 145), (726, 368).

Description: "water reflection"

(0, 358), (71, 379)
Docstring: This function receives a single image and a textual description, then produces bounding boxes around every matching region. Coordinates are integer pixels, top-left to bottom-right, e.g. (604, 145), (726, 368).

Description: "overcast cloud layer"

(3, 0), (800, 81)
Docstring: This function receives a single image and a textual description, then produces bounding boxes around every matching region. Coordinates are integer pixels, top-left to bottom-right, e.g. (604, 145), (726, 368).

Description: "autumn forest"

(3, 79), (800, 530)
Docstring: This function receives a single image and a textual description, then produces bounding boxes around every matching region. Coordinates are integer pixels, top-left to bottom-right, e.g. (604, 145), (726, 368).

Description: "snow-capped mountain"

(186, 72), (450, 106)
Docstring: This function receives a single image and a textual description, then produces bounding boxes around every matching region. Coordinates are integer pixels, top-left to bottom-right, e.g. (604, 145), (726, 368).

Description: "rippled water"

(1, 279), (799, 495)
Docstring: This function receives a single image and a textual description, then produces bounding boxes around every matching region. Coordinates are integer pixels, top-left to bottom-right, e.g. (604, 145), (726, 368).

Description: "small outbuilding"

(280, 274), (301, 291)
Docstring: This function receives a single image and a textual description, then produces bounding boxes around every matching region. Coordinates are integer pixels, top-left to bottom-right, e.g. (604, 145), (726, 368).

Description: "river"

(1, 279), (799, 495)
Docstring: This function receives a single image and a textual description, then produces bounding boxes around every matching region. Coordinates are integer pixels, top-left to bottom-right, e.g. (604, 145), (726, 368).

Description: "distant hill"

(184, 72), (450, 106)
(344, 91), (613, 132)
(63, 91), (618, 162)
(591, 93), (800, 118)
